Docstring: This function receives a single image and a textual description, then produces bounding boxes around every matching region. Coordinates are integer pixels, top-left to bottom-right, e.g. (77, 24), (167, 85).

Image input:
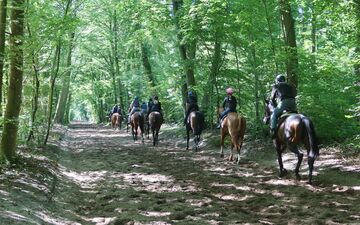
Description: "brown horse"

(186, 111), (205, 151)
(130, 111), (144, 142)
(263, 100), (319, 184)
(218, 108), (246, 164)
(111, 113), (122, 129)
(148, 111), (163, 146)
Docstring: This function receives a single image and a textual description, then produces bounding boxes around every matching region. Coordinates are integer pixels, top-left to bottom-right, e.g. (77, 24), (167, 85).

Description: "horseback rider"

(140, 101), (148, 116)
(109, 103), (121, 119)
(128, 96), (141, 123)
(269, 74), (297, 138)
(217, 87), (237, 129)
(146, 97), (153, 118)
(149, 95), (163, 116)
(184, 91), (199, 125)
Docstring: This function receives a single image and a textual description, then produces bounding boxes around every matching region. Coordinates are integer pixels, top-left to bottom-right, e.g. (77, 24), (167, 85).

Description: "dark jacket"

(223, 96), (237, 112)
(271, 82), (296, 104)
(150, 100), (162, 112)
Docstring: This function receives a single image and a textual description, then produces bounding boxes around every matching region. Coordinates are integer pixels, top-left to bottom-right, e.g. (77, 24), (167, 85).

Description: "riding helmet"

(276, 74), (285, 83)
(226, 87), (234, 95)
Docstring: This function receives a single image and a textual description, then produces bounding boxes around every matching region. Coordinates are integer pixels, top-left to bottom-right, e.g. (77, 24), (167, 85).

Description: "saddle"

(277, 110), (297, 126)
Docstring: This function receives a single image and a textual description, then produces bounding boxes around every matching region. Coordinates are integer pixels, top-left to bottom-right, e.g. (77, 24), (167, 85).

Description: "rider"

(184, 90), (199, 125)
(149, 95), (163, 116)
(146, 97), (153, 118)
(110, 103), (121, 117)
(217, 87), (237, 129)
(269, 74), (297, 138)
(140, 101), (148, 116)
(128, 96), (141, 123)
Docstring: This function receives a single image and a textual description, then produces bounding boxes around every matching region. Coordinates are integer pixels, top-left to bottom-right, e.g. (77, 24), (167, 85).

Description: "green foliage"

(2, 0), (358, 148)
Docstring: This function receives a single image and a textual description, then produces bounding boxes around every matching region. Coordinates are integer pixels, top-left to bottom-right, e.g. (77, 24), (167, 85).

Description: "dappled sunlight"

(0, 211), (29, 223)
(2, 123), (359, 224)
(35, 211), (81, 225)
(61, 169), (107, 189)
(110, 172), (200, 193)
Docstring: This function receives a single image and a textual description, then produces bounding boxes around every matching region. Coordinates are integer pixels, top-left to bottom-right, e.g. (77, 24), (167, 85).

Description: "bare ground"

(0, 122), (359, 225)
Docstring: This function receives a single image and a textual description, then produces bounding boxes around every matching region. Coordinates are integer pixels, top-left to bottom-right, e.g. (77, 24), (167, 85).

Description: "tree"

(0, 0), (8, 117)
(279, 0), (299, 88)
(0, 0), (25, 162)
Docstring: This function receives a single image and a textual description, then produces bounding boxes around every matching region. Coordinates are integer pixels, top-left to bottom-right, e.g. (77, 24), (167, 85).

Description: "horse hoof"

(220, 154), (224, 158)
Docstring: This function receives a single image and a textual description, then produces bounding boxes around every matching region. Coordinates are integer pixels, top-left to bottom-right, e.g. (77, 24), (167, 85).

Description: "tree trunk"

(202, 40), (221, 127)
(0, 0), (8, 117)
(355, 0), (360, 77)
(44, 43), (61, 145)
(172, 0), (196, 109)
(279, 0), (299, 89)
(141, 43), (155, 88)
(27, 26), (40, 143)
(64, 93), (71, 124)
(54, 32), (74, 124)
(0, 0), (24, 162)
(261, 0), (279, 74)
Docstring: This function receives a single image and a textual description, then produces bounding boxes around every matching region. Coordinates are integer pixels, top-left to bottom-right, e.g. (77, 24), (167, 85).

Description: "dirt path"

(1, 122), (360, 225)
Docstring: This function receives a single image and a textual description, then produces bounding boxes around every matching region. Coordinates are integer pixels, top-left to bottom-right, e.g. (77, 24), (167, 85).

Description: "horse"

(263, 99), (319, 184)
(148, 111), (163, 146)
(130, 111), (144, 142)
(186, 111), (205, 151)
(218, 108), (246, 164)
(111, 113), (122, 129)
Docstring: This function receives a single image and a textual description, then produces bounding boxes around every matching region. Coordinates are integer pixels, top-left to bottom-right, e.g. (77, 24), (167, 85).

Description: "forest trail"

(1, 122), (360, 225)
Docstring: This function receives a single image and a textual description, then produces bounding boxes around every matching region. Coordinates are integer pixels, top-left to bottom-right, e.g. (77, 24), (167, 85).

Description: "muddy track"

(1, 122), (359, 225)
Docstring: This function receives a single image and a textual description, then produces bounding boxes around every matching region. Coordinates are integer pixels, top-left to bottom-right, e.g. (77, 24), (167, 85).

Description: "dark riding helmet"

(275, 74), (286, 84)
(153, 95), (159, 100)
(149, 97), (153, 102)
(134, 96), (139, 100)
(188, 91), (194, 97)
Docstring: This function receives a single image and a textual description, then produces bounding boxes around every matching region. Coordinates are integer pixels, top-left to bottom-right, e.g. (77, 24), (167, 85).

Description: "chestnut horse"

(218, 108), (246, 164)
(263, 100), (319, 184)
(130, 111), (144, 142)
(186, 111), (205, 151)
(111, 113), (122, 129)
(148, 111), (163, 146)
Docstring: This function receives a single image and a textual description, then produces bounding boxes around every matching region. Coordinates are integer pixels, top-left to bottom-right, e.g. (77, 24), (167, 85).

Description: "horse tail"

(302, 116), (319, 159)
(193, 112), (203, 136)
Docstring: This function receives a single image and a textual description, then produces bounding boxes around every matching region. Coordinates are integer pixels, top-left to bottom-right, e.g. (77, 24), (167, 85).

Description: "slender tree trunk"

(172, 0), (196, 109)
(355, 0), (360, 77)
(54, 32), (74, 124)
(64, 93), (71, 124)
(0, 0), (8, 117)
(44, 43), (61, 145)
(0, 0), (24, 162)
(202, 39), (221, 126)
(279, 0), (299, 89)
(141, 43), (155, 88)
(310, 2), (317, 68)
(261, 0), (279, 74)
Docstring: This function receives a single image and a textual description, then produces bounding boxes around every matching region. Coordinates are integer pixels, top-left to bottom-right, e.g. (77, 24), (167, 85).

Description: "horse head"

(263, 99), (274, 125)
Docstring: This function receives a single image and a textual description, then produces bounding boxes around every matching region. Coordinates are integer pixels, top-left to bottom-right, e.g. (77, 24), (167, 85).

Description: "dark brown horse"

(148, 111), (163, 146)
(130, 111), (144, 142)
(218, 108), (246, 164)
(111, 113), (122, 129)
(263, 100), (319, 184)
(186, 111), (204, 151)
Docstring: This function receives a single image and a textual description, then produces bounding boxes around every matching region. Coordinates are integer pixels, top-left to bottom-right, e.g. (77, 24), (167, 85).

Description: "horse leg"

(288, 143), (303, 180)
(308, 156), (315, 184)
(228, 143), (234, 161)
(220, 131), (225, 158)
(276, 142), (287, 177)
(152, 128), (156, 146)
(186, 128), (190, 150)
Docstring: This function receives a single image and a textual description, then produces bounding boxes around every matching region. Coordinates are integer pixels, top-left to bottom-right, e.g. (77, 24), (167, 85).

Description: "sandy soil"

(0, 122), (359, 225)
